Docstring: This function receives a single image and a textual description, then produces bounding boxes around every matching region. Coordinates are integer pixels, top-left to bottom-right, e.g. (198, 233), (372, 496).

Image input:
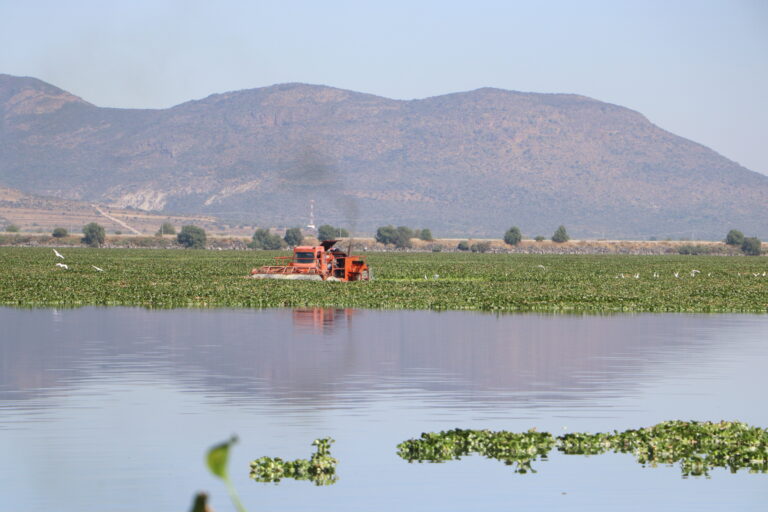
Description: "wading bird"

(92, 265), (104, 272)
(55, 263), (68, 270)
(53, 249), (64, 259)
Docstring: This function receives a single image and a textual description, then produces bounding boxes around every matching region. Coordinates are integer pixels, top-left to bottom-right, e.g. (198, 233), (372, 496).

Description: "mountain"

(1, 73), (766, 238)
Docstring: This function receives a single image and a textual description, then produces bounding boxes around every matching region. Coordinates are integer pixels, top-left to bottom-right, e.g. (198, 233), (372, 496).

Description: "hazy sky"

(2, 0), (766, 175)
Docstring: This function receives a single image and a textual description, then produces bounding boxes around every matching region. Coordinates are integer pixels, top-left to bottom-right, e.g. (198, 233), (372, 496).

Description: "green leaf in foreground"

(207, 435), (237, 479)
(205, 436), (247, 512)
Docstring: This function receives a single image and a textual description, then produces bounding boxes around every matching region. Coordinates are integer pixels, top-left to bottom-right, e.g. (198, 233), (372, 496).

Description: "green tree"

(283, 227), (304, 247)
(250, 228), (285, 250)
(457, 240), (469, 251)
(551, 225), (570, 243)
(418, 228), (433, 241)
(375, 225), (413, 248)
(156, 222), (176, 236)
(534, 235), (545, 242)
(503, 226), (522, 246)
(318, 224), (349, 242)
(395, 226), (413, 248)
(725, 229), (745, 246)
(375, 225), (397, 245)
(52, 227), (68, 238)
(4, 224), (20, 233)
(81, 222), (106, 247)
(471, 241), (492, 253)
(741, 237), (762, 256)
(177, 225), (207, 249)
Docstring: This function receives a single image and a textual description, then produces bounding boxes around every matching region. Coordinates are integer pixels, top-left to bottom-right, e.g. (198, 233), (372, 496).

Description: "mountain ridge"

(1, 74), (766, 238)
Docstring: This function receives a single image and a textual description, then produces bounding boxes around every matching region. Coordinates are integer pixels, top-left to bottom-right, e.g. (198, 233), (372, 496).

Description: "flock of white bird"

(52, 249), (103, 272)
(612, 269), (766, 279)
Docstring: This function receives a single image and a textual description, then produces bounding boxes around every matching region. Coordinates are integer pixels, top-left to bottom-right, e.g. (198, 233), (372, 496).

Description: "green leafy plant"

(399, 421), (768, 477)
(398, 428), (555, 474)
(82, 222), (106, 247)
(283, 227), (304, 247)
(741, 237), (762, 256)
(206, 436), (247, 512)
(318, 224), (348, 242)
(551, 225), (569, 243)
(177, 225), (207, 249)
(250, 437), (338, 486)
(375, 225), (413, 248)
(250, 228), (285, 250)
(725, 229), (745, 246)
(503, 226), (522, 246)
(1, 249), (767, 312)
(52, 227), (68, 238)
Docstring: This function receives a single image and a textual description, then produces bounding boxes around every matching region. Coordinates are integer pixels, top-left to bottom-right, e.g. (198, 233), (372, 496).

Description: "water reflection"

(1, 307), (764, 411)
(291, 308), (356, 334)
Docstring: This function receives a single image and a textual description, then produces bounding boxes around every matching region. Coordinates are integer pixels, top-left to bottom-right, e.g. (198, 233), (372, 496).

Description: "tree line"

(6, 222), (763, 256)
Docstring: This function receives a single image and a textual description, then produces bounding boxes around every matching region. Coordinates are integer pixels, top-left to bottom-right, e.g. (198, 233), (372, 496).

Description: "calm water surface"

(1, 308), (766, 512)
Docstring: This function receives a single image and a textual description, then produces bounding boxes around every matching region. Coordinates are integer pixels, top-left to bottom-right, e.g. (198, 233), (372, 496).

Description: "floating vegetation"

(0, 247), (766, 312)
(398, 421), (768, 477)
(397, 428), (556, 473)
(560, 420), (768, 477)
(250, 438), (338, 486)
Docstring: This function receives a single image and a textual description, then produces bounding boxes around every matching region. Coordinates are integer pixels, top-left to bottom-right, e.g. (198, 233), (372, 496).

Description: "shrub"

(81, 222), (106, 247)
(534, 236), (545, 242)
(471, 241), (491, 253)
(4, 224), (20, 233)
(678, 244), (717, 255)
(418, 229), (433, 241)
(725, 229), (745, 246)
(741, 237), (762, 256)
(457, 241), (469, 251)
(503, 226), (522, 246)
(283, 227), (303, 247)
(250, 228), (285, 250)
(376, 225), (397, 245)
(318, 224), (349, 242)
(177, 225), (207, 249)
(156, 222), (176, 236)
(552, 225), (570, 243)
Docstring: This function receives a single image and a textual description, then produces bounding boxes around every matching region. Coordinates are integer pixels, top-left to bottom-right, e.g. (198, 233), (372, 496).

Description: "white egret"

(55, 263), (68, 270)
(53, 249), (64, 259)
(92, 265), (104, 272)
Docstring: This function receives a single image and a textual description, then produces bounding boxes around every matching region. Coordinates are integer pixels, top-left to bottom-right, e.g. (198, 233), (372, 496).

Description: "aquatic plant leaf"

(207, 436), (237, 479)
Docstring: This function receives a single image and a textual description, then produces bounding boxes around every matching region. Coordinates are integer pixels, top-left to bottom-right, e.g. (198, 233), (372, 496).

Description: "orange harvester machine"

(249, 240), (371, 281)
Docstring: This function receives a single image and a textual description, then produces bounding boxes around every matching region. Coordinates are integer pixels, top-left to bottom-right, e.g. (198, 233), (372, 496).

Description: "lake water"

(1, 307), (766, 512)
